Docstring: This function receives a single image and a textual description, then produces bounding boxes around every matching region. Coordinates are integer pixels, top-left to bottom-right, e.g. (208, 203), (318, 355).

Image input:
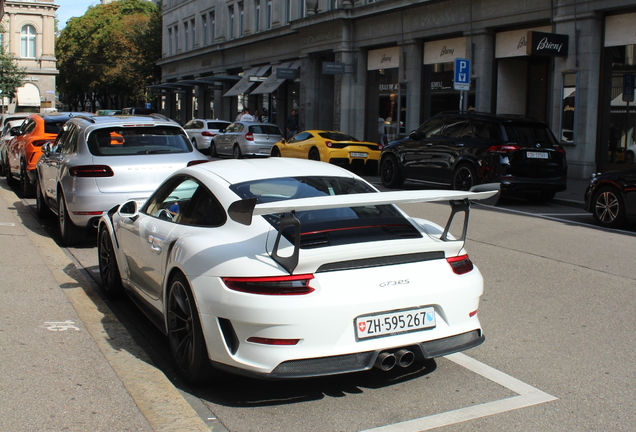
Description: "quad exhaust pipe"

(374, 349), (415, 371)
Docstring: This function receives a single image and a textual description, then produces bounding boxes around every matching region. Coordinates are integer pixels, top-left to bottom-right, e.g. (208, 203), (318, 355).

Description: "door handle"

(151, 244), (162, 254)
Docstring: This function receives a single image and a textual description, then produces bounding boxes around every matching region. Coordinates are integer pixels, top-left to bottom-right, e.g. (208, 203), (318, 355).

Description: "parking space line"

(362, 353), (557, 432)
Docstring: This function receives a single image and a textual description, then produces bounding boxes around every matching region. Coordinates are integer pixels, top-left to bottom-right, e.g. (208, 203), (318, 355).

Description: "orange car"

(4, 112), (89, 197)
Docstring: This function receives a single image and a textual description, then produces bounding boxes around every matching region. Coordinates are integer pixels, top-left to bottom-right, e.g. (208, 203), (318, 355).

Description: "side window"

(472, 120), (500, 140)
(23, 119), (36, 134)
(183, 120), (194, 129)
(144, 176), (226, 227)
(442, 117), (471, 138)
(195, 121), (204, 129)
(289, 132), (311, 143)
(417, 117), (446, 138)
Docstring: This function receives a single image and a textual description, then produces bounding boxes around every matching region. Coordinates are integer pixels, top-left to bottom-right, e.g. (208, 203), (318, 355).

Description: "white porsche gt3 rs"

(97, 158), (499, 383)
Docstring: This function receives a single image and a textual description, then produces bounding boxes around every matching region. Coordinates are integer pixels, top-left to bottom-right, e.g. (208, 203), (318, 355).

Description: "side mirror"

(10, 126), (21, 136)
(42, 142), (53, 154)
(281, 139), (287, 144)
(408, 130), (418, 140)
(118, 200), (139, 220)
(219, 128), (226, 134)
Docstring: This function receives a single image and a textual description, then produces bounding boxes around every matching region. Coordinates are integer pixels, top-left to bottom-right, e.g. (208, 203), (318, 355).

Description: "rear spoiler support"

(271, 211), (301, 274)
(441, 199), (470, 242)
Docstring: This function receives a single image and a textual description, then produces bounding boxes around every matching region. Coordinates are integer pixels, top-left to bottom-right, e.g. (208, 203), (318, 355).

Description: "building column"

(553, 11), (602, 179)
(299, 54), (315, 132)
(335, 48), (364, 139)
(400, 39), (423, 133)
(466, 29), (495, 113)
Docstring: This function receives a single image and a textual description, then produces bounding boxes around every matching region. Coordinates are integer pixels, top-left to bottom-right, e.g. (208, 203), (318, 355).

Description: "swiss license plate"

(526, 151), (548, 159)
(259, 148), (271, 154)
(355, 307), (436, 340)
(350, 152), (368, 158)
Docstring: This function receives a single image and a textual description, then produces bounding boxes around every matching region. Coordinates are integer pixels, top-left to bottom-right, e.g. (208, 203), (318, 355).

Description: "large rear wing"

(228, 183), (500, 273)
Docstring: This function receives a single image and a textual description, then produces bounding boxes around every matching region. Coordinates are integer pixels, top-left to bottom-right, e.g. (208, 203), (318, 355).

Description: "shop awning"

(610, 94), (636, 107)
(17, 84), (40, 107)
(251, 61), (301, 95)
(223, 65), (271, 97)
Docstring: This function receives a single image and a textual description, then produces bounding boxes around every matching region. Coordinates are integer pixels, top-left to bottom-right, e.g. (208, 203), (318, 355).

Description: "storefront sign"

(495, 26), (551, 58)
(322, 62), (345, 75)
(605, 13), (636, 47)
(623, 75), (635, 102)
(527, 31), (569, 57)
(276, 68), (298, 79)
(423, 37), (466, 65)
(368, 47), (400, 70)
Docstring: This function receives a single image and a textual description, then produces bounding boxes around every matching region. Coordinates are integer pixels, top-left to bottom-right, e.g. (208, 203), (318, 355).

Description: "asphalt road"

(13, 175), (636, 431)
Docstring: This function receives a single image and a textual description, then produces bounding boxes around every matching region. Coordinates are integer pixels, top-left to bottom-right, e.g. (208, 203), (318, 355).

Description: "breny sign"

(527, 31), (569, 57)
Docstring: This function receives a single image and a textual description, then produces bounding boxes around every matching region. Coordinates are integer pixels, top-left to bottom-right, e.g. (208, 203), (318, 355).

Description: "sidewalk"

(0, 185), (208, 432)
(553, 177), (589, 208)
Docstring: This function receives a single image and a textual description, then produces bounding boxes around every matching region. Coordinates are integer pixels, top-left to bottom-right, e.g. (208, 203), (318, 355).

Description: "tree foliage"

(0, 44), (27, 100)
(56, 0), (162, 111)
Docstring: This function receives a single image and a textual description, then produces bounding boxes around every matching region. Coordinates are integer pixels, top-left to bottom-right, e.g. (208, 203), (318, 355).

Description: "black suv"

(379, 112), (567, 202)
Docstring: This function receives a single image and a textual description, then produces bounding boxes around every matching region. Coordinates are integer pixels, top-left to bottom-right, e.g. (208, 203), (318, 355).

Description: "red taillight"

(69, 165), (114, 177)
(32, 139), (53, 147)
(201, 131), (216, 137)
(446, 254), (474, 275)
(222, 274), (315, 295)
(246, 337), (300, 345)
(325, 141), (333, 148)
(245, 132), (254, 141)
(554, 145), (566, 154)
(187, 159), (210, 166)
(487, 144), (521, 154)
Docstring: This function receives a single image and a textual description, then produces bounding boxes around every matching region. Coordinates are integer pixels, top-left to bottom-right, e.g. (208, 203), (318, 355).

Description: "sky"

(56, 0), (98, 29)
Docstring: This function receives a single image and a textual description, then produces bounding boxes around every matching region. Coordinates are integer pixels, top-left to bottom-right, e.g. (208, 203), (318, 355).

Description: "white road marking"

(0, 222), (16, 226)
(361, 353), (557, 432)
(43, 320), (81, 331)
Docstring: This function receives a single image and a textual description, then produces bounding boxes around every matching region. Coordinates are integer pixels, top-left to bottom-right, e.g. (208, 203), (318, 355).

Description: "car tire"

(5, 158), (16, 186)
(209, 142), (217, 158)
(271, 146), (281, 157)
(380, 155), (404, 188)
(592, 186), (626, 228)
(98, 227), (124, 299)
(167, 272), (219, 383)
(58, 192), (85, 246)
(35, 178), (52, 219)
(452, 164), (478, 191)
(232, 144), (242, 159)
(20, 164), (35, 198)
(308, 148), (320, 161)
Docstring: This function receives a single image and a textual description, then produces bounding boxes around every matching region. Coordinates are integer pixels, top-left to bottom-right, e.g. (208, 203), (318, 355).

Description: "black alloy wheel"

(98, 227), (124, 299)
(167, 272), (217, 383)
(270, 146), (281, 157)
(380, 155), (404, 188)
(592, 186), (626, 228)
(308, 148), (320, 161)
(232, 144), (242, 159)
(452, 164), (478, 191)
(58, 192), (85, 246)
(20, 164), (35, 198)
(35, 178), (52, 218)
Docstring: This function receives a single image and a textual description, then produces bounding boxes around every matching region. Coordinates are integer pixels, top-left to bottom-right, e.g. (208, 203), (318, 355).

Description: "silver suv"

(183, 118), (231, 154)
(35, 114), (209, 245)
(211, 121), (283, 158)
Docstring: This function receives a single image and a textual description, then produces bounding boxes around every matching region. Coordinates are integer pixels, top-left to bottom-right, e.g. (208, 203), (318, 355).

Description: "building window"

(229, 5), (234, 40)
(174, 25), (179, 53)
(255, 0), (260, 33)
(191, 19), (196, 49)
(202, 14), (207, 45)
(266, 1), (272, 29)
(298, 0), (305, 18)
(20, 25), (37, 58)
(168, 28), (173, 55)
(184, 21), (189, 50)
(238, 2), (244, 37)
(210, 11), (216, 43)
(330, 0), (338, 10)
(561, 72), (577, 145)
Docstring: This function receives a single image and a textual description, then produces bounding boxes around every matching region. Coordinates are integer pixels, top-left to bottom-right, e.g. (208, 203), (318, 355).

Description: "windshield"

(230, 176), (421, 248)
(504, 123), (557, 148)
(87, 126), (193, 156)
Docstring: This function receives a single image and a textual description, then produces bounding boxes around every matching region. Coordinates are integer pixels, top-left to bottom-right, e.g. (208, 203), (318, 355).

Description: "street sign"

(322, 62), (345, 75)
(276, 68), (298, 80)
(623, 74), (634, 102)
(454, 58), (471, 91)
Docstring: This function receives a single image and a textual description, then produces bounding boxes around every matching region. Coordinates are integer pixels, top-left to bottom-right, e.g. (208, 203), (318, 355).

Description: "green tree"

(56, 0), (161, 111)
(0, 43), (27, 111)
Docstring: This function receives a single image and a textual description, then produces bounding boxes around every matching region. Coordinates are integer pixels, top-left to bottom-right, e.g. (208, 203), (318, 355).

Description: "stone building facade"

(156, 0), (636, 179)
(1, 0), (58, 113)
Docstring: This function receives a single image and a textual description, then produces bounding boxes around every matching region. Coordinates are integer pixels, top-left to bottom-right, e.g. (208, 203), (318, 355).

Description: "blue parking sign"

(454, 58), (471, 91)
